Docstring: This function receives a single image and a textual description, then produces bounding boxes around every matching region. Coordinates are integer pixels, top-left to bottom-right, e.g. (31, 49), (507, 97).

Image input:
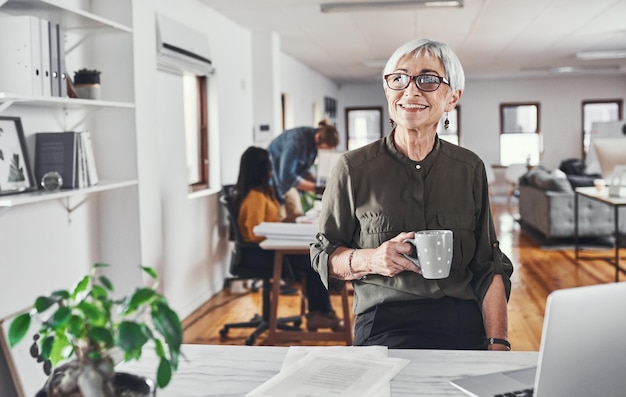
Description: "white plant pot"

(74, 84), (101, 100)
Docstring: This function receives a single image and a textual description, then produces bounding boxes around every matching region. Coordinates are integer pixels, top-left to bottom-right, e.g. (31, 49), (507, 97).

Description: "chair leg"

(219, 277), (302, 345)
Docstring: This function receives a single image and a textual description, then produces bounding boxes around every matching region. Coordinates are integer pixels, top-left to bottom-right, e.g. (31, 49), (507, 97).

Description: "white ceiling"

(199, 0), (626, 84)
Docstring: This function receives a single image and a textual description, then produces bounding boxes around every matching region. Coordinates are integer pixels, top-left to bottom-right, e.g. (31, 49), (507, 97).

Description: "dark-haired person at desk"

(311, 39), (513, 350)
(235, 146), (343, 331)
(268, 119), (340, 222)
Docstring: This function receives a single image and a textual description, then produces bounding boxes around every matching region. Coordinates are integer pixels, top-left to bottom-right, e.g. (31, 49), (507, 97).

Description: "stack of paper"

(253, 222), (317, 241)
(246, 346), (409, 397)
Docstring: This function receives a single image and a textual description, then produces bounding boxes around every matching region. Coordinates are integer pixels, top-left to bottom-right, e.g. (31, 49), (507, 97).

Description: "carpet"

(520, 225), (616, 251)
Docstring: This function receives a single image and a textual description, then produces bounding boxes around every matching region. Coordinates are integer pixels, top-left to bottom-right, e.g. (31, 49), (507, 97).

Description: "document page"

(246, 349), (409, 397)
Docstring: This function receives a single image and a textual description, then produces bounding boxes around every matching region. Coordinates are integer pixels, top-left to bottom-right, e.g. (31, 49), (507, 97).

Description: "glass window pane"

(347, 108), (382, 150)
(583, 102), (620, 155)
(183, 73), (200, 185)
(500, 133), (540, 166)
(502, 105), (538, 133)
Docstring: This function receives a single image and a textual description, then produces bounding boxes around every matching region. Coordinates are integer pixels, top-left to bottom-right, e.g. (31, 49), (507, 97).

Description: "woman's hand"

(367, 232), (422, 277)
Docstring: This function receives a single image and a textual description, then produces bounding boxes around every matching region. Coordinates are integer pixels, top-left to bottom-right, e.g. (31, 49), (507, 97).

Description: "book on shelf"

(34, 131), (99, 190)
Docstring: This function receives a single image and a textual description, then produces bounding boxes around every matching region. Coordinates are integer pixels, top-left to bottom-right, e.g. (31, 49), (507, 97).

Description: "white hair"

(382, 39), (465, 93)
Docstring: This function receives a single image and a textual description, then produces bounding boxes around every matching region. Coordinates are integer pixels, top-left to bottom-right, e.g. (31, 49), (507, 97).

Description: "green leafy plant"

(73, 68), (101, 85)
(8, 263), (182, 394)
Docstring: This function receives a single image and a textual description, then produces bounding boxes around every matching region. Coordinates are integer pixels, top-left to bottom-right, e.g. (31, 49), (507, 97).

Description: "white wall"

(281, 53), (339, 132)
(462, 75), (626, 170)
(133, 0), (256, 318)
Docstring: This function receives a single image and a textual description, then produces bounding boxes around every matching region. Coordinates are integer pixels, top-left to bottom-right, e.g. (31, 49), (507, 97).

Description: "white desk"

(118, 344), (538, 396)
(574, 187), (626, 281)
(259, 238), (352, 345)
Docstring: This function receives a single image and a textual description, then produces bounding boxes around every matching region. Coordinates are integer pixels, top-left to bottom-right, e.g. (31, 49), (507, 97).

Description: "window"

(345, 107), (383, 150)
(438, 106), (460, 145)
(499, 103), (541, 166)
(182, 73), (209, 191)
(582, 100), (623, 159)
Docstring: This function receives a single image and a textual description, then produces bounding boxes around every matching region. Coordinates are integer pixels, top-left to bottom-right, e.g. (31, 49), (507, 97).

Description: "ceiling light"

(363, 59), (387, 68)
(576, 50), (626, 60)
(320, 0), (463, 13)
(550, 65), (620, 74)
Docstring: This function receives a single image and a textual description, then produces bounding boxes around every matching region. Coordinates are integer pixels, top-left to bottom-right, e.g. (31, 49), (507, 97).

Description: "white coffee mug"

(403, 230), (453, 279)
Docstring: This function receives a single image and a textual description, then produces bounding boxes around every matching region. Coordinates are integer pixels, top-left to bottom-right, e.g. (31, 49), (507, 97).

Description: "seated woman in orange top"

(233, 146), (343, 331)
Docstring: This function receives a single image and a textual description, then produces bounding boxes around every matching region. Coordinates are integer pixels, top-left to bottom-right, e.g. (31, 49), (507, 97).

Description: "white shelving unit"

(0, 180), (137, 216)
(1, 0), (131, 31)
(0, 0), (140, 322)
(0, 0), (136, 209)
(0, 92), (134, 112)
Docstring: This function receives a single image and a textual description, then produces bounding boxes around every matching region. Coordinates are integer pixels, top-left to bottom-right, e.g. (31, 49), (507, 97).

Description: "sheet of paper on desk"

(246, 348), (408, 397)
(281, 346), (390, 397)
(253, 222), (318, 240)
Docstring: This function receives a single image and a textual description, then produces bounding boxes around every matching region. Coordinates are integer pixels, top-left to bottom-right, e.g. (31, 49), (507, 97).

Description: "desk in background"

(259, 238), (352, 345)
(118, 344), (538, 396)
(574, 187), (626, 281)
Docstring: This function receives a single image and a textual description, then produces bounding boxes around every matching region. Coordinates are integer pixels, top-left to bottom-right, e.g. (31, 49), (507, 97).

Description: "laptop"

(451, 282), (626, 397)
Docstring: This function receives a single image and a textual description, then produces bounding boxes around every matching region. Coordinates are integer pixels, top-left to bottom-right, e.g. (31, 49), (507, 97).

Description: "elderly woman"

(310, 39), (513, 350)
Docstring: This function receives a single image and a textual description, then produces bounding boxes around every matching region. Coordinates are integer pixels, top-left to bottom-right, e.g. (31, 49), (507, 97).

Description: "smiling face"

(385, 53), (461, 134)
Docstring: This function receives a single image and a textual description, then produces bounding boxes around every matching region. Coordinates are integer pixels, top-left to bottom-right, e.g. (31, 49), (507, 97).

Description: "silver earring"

(444, 113), (450, 130)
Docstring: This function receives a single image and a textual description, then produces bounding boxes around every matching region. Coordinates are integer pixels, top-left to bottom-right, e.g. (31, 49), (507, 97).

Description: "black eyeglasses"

(384, 73), (450, 92)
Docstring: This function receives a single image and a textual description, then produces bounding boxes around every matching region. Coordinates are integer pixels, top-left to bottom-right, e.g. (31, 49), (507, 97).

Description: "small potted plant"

(8, 263), (183, 397)
(73, 68), (102, 99)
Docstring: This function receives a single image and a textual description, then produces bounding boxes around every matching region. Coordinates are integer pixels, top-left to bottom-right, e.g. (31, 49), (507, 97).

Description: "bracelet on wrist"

(486, 337), (511, 350)
(347, 249), (356, 279)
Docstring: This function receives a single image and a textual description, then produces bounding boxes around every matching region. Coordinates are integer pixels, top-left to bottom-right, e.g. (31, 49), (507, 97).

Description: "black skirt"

(354, 296), (487, 350)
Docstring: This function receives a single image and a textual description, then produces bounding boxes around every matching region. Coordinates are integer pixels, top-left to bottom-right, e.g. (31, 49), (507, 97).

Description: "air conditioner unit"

(156, 14), (214, 76)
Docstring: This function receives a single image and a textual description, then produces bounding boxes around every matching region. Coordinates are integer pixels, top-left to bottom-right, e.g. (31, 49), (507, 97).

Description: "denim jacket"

(268, 126), (318, 202)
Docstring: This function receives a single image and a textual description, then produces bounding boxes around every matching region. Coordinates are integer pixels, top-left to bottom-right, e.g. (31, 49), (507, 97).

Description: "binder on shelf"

(48, 21), (60, 97)
(34, 132), (78, 189)
(40, 18), (51, 97)
(57, 24), (68, 97)
(0, 15), (43, 96)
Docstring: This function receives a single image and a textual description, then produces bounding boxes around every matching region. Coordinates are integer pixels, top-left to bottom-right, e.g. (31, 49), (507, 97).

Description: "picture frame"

(0, 116), (36, 196)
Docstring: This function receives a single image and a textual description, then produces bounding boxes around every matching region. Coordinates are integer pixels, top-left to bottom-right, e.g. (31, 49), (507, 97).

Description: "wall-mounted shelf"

(0, 92), (135, 112)
(0, 0), (132, 32)
(0, 179), (137, 212)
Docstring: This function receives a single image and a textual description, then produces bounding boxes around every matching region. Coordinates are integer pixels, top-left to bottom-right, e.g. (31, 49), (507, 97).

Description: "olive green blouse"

(310, 132), (513, 315)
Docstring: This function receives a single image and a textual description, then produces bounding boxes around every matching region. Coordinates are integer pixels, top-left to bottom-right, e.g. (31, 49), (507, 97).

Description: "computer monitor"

(592, 137), (626, 179)
(586, 121), (626, 174)
(316, 149), (344, 188)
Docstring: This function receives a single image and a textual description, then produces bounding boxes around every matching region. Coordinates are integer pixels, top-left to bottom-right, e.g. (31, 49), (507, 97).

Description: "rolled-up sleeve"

(310, 155), (355, 292)
(469, 164), (514, 303)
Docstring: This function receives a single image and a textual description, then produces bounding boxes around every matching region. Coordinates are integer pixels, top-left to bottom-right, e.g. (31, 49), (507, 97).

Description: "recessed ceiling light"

(363, 59), (387, 68)
(575, 50), (626, 60)
(550, 65), (621, 73)
(320, 0), (463, 13)
(521, 65), (621, 74)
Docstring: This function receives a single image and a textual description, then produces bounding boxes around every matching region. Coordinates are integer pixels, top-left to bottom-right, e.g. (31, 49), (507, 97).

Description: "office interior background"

(1, 0), (625, 390)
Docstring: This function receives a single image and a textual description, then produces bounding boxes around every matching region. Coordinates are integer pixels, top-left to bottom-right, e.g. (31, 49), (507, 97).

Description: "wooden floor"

(183, 200), (621, 351)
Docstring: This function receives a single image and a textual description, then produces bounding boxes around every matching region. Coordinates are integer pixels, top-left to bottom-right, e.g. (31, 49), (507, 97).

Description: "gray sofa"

(517, 167), (626, 242)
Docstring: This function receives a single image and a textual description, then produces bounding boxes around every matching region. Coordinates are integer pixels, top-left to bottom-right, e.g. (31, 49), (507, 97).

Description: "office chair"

(505, 163), (528, 207)
(218, 185), (303, 345)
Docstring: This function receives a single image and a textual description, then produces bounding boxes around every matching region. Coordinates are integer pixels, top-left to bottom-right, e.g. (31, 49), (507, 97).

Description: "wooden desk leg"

(615, 206), (619, 282)
(267, 250), (284, 344)
(574, 192), (580, 260)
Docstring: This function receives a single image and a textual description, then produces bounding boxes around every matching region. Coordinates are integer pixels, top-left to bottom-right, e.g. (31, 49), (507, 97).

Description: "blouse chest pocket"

(431, 213), (475, 232)
(357, 213), (405, 247)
